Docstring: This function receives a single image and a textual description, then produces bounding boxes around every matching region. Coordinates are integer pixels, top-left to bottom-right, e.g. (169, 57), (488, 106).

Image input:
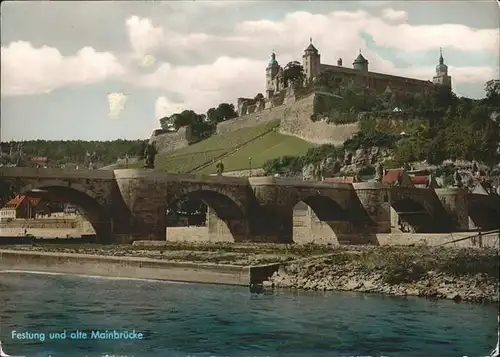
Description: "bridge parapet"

(113, 169), (249, 185)
(248, 176), (352, 189)
(0, 167), (114, 180)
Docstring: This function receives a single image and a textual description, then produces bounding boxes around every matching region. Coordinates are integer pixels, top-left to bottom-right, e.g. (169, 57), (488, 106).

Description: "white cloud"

(128, 8), (498, 116)
(366, 22), (499, 53)
(381, 8), (408, 23)
(155, 96), (181, 119)
(107, 92), (128, 119)
(146, 57), (265, 118)
(138, 54), (156, 68)
(126, 16), (165, 58)
(1, 41), (125, 96)
(125, 9), (498, 70)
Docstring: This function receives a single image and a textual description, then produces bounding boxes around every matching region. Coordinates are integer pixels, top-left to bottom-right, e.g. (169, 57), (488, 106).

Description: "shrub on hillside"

(343, 131), (399, 152)
(302, 144), (343, 165)
(263, 155), (304, 177)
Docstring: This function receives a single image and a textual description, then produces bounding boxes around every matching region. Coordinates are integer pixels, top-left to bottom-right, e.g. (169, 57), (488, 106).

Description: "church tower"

(302, 38), (321, 82)
(432, 48), (452, 88)
(266, 52), (280, 98)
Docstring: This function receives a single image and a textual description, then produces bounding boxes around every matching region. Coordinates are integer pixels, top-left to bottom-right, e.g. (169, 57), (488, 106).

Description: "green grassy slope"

(128, 120), (315, 174)
(197, 130), (314, 174)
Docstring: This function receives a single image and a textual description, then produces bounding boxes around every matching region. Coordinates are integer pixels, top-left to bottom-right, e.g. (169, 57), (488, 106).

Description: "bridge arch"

(468, 194), (500, 230)
(292, 195), (351, 245)
(166, 189), (248, 242)
(19, 185), (112, 242)
(19, 180), (105, 206)
(390, 198), (433, 233)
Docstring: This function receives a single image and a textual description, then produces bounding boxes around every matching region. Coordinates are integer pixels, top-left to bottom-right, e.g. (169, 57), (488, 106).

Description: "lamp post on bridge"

(248, 157), (252, 177)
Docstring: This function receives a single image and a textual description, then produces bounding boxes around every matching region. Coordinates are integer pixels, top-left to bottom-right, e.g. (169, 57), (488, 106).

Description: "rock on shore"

(267, 247), (499, 303)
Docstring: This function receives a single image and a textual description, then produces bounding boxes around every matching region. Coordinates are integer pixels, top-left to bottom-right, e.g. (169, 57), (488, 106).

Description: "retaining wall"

(375, 232), (499, 248)
(166, 227), (208, 242)
(279, 93), (359, 145)
(0, 250), (250, 286)
(216, 93), (360, 145)
(149, 127), (190, 154)
(216, 106), (288, 135)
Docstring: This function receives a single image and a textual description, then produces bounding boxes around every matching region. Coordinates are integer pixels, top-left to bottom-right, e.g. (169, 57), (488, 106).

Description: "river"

(0, 272), (497, 357)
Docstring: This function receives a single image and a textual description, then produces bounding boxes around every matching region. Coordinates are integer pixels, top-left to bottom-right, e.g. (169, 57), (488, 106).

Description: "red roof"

(3, 195), (41, 209)
(382, 169), (404, 184)
(411, 175), (429, 185)
(323, 177), (357, 183)
(30, 156), (48, 164)
(4, 195), (27, 209)
(27, 197), (41, 207)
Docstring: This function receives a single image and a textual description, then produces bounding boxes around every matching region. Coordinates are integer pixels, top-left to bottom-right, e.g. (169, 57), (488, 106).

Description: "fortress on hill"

(151, 40), (453, 152)
(236, 39), (452, 117)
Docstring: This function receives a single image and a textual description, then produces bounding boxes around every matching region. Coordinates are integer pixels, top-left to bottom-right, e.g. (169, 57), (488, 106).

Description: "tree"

(254, 93), (264, 101)
(283, 61), (305, 87)
(315, 72), (343, 92)
(485, 79), (500, 103)
(206, 107), (218, 122)
(206, 103), (237, 123)
(159, 116), (171, 131)
(216, 103), (237, 122)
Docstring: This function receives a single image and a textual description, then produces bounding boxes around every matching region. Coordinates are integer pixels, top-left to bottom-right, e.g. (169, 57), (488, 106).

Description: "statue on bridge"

(374, 162), (384, 182)
(472, 160), (480, 177)
(452, 169), (463, 188)
(143, 143), (157, 169)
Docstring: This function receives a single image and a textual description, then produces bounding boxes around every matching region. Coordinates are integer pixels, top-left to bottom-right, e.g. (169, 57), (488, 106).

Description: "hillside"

(130, 120), (315, 174)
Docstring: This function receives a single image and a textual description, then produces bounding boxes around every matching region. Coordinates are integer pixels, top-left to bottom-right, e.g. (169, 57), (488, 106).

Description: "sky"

(1, 1), (499, 142)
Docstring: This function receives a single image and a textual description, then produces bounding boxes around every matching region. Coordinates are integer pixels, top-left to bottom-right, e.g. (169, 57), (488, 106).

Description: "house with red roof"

(411, 174), (439, 188)
(0, 195), (41, 220)
(30, 156), (49, 167)
(382, 169), (413, 187)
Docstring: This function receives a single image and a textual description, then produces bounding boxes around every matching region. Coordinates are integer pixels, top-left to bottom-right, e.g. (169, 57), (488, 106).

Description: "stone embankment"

(266, 246), (499, 303)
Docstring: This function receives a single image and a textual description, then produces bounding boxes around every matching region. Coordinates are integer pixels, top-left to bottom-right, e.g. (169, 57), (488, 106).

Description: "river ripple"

(0, 272), (497, 357)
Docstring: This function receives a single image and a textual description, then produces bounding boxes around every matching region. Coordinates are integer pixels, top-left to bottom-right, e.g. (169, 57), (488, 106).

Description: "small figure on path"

(216, 161), (224, 176)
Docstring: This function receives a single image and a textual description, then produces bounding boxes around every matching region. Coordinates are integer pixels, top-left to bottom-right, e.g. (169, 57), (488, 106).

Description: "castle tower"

(302, 38), (321, 82)
(432, 48), (452, 89)
(266, 52), (280, 98)
(353, 50), (369, 72)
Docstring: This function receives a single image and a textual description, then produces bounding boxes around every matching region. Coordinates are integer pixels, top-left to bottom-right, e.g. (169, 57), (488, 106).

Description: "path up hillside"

(127, 120), (315, 174)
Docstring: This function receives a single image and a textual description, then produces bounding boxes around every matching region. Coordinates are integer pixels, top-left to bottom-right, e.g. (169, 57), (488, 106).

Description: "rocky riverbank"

(267, 246), (499, 303)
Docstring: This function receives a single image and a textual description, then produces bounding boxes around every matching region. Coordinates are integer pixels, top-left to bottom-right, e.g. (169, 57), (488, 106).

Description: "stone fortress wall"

(149, 90), (447, 156)
(214, 87), (440, 146)
(216, 90), (360, 146)
(149, 126), (190, 154)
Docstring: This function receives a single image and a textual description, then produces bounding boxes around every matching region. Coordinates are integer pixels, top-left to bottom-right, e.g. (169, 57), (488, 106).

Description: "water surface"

(0, 272), (497, 357)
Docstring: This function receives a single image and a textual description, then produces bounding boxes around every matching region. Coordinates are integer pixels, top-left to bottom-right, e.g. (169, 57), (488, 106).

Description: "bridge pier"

(435, 188), (469, 231)
(353, 182), (391, 233)
(252, 205), (293, 243)
(206, 207), (249, 242)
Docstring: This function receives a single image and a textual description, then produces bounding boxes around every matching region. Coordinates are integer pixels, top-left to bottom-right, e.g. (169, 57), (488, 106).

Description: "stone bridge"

(0, 168), (497, 244)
